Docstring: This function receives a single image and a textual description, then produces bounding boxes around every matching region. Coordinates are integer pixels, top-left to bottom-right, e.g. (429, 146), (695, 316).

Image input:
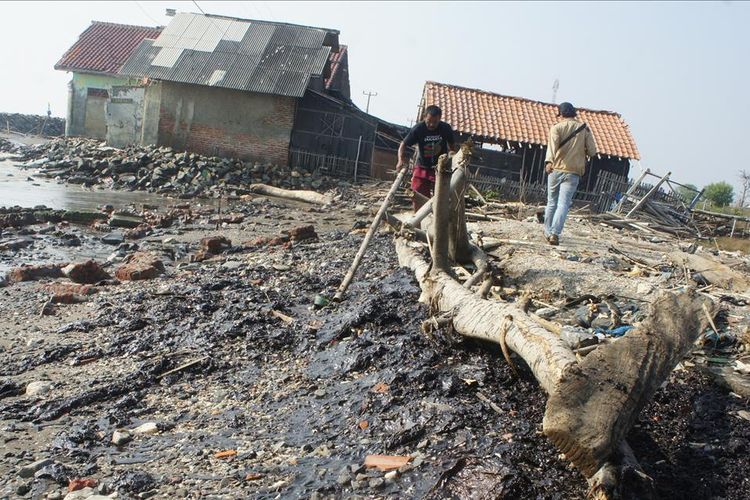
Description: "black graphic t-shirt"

(403, 121), (455, 169)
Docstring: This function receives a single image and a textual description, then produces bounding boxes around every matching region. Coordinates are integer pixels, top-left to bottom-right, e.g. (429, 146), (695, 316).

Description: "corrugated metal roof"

(118, 12), (336, 98)
(196, 52), (237, 85)
(119, 39), (157, 76)
(247, 65), (281, 95)
(215, 40), (240, 56)
(273, 71), (309, 97)
(55, 21), (162, 75)
(294, 30), (326, 49)
(219, 55), (256, 90)
(168, 51), (211, 84)
(285, 46), (318, 73)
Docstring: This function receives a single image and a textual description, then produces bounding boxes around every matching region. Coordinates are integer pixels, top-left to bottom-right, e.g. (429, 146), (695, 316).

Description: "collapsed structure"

(55, 13), (406, 180)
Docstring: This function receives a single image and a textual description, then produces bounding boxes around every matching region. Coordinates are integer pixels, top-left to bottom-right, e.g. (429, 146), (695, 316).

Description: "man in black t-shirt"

(398, 105), (455, 210)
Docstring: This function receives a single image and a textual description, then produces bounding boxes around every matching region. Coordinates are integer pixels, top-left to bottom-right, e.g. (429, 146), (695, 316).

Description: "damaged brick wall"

(154, 82), (296, 165)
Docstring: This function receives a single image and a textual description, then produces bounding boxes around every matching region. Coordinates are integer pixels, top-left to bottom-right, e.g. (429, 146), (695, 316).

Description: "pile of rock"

(0, 138), (24, 154)
(15, 138), (336, 197)
(0, 112), (65, 137)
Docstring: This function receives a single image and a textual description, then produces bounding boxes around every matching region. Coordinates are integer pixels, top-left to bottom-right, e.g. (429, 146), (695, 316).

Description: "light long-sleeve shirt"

(544, 118), (598, 176)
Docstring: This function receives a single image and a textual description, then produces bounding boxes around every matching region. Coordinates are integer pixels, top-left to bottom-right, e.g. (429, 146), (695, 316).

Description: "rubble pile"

(0, 137), (25, 154)
(0, 178), (748, 498)
(10, 138), (339, 197)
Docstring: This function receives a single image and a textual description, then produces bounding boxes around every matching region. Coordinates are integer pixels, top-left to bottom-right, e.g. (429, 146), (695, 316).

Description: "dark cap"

(558, 102), (576, 118)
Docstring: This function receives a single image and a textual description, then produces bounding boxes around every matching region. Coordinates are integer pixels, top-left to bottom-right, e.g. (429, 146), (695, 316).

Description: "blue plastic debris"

(594, 325), (634, 337)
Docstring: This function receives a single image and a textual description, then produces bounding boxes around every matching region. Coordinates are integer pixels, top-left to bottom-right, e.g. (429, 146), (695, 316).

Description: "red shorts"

(411, 164), (435, 210)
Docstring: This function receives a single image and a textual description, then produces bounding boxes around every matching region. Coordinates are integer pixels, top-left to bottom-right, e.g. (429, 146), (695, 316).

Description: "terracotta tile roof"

(325, 44), (347, 89)
(55, 21), (163, 75)
(423, 81), (640, 160)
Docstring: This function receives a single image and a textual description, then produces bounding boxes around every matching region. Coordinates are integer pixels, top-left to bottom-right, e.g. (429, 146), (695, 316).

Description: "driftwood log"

(395, 145), (710, 498)
(248, 183), (333, 205)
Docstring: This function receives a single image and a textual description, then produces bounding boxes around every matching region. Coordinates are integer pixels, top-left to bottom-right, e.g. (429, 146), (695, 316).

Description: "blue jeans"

(544, 171), (580, 237)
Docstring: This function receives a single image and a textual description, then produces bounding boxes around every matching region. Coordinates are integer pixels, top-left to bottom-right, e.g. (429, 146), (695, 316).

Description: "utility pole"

(363, 90), (378, 113)
(552, 79), (559, 104)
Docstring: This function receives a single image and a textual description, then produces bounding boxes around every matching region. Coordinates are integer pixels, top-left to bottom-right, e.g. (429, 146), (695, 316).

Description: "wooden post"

(333, 167), (408, 301)
(405, 165), (466, 228)
(626, 171), (671, 218)
(730, 218), (737, 238)
(431, 154), (452, 273)
(613, 168), (650, 213)
(353, 135), (362, 183)
(689, 188), (705, 210)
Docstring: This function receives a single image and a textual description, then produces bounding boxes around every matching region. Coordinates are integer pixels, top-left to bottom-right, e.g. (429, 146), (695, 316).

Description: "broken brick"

(284, 225), (317, 242)
(41, 282), (97, 297)
(200, 236), (232, 254)
(6, 263), (66, 283)
(115, 252), (165, 281)
(62, 260), (110, 284)
(68, 478), (97, 492)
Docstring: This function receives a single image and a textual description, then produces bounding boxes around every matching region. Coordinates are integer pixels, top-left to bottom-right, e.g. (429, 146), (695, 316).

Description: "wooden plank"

(626, 171), (671, 218)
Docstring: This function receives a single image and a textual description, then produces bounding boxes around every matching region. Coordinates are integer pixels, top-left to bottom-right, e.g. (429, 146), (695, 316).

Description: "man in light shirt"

(543, 102), (597, 245)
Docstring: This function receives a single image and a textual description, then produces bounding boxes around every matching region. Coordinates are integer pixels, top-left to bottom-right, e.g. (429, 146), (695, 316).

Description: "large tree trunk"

(393, 141), (711, 497)
(396, 239), (710, 496)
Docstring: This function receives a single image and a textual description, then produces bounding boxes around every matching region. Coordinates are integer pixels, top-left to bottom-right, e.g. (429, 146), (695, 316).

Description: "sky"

(1, 1), (748, 192)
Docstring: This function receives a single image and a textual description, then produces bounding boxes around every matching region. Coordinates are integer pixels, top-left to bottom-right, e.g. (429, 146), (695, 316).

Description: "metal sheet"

(157, 13), (194, 40)
(147, 64), (175, 80)
(285, 46), (318, 73)
(208, 70), (227, 86)
(118, 13), (334, 97)
(273, 71), (309, 97)
(223, 20), (251, 42)
(184, 15), (213, 38)
(267, 25), (298, 46)
(152, 33), (179, 48)
(195, 52), (237, 86)
(167, 51), (210, 83)
(214, 40), (239, 54)
(259, 44), (291, 69)
(311, 47), (331, 73)
(118, 40), (156, 76)
(151, 47), (184, 68)
(246, 65), (281, 94)
(238, 23), (275, 56)
(294, 29), (326, 49)
(193, 35), (221, 52)
(223, 55), (261, 90)
(193, 17), (230, 52)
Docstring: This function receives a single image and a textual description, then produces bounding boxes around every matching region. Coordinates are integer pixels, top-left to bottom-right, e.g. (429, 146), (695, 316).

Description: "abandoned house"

(419, 81), (640, 204)
(55, 21), (163, 141)
(55, 12), (406, 179)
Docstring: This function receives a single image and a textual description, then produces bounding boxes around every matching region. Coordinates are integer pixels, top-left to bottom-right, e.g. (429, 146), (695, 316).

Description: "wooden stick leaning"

(333, 167), (408, 302)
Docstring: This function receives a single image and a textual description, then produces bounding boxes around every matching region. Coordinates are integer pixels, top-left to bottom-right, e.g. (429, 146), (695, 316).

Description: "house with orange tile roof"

(419, 81), (640, 203)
